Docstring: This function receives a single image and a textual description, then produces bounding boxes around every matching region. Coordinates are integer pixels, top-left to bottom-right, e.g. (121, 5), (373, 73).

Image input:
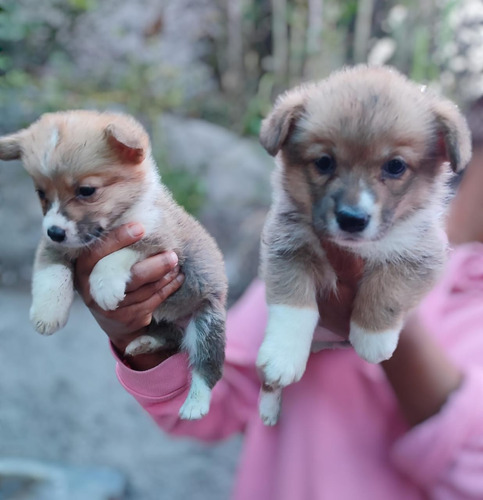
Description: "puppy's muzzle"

(47, 225), (66, 243)
(336, 207), (370, 233)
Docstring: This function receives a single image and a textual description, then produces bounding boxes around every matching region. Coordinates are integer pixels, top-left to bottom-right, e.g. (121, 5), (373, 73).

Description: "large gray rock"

(0, 162), (41, 287)
(0, 459), (126, 500)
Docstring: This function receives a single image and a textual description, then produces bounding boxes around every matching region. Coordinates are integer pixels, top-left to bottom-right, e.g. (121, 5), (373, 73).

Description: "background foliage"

(0, 0), (481, 211)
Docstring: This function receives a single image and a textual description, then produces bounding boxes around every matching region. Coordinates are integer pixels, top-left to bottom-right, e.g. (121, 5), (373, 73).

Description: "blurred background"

(0, 0), (482, 498)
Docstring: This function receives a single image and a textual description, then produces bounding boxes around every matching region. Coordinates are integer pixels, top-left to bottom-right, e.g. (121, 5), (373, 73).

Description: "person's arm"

(381, 315), (463, 427)
(387, 243), (483, 499)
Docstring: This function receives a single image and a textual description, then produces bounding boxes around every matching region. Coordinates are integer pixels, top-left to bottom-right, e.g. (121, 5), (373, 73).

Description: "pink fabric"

(114, 243), (483, 500)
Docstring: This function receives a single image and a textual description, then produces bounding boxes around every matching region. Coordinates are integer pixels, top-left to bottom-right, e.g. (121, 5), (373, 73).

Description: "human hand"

(75, 223), (184, 362)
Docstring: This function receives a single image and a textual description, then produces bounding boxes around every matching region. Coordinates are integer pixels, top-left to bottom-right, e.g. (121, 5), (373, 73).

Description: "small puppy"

(0, 110), (227, 420)
(256, 65), (471, 425)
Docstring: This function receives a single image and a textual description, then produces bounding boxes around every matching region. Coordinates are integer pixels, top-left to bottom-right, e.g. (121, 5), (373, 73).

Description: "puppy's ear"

(432, 99), (472, 173)
(0, 131), (26, 161)
(260, 89), (306, 156)
(105, 120), (149, 164)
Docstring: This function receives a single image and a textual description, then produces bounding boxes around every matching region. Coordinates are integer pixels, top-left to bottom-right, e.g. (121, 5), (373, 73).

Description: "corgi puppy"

(0, 110), (227, 420)
(256, 65), (472, 425)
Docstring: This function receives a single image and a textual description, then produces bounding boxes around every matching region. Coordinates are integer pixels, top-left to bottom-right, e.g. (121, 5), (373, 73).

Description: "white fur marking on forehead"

(40, 127), (59, 175)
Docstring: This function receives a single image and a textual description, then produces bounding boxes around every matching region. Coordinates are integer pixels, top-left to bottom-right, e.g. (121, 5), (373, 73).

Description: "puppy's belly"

(152, 291), (202, 323)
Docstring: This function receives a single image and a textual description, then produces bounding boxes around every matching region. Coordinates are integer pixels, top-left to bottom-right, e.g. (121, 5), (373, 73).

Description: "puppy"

(0, 110), (227, 420)
(256, 65), (472, 425)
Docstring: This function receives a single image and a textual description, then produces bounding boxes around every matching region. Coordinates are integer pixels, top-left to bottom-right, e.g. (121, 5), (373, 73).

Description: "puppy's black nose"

(336, 208), (370, 233)
(47, 225), (66, 242)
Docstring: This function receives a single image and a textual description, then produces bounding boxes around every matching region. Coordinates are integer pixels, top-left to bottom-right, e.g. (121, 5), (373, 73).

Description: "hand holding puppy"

(74, 222), (185, 370)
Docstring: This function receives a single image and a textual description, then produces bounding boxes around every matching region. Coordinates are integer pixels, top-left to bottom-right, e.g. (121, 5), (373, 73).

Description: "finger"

(77, 223), (145, 276)
(120, 269), (181, 307)
(101, 273), (185, 332)
(125, 252), (179, 292)
(132, 273), (185, 316)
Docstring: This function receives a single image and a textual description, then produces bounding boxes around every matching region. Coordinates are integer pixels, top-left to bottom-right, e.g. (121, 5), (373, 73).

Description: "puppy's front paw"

(89, 268), (130, 311)
(179, 372), (211, 420)
(257, 340), (309, 387)
(89, 248), (141, 311)
(259, 386), (282, 426)
(256, 305), (318, 387)
(349, 322), (401, 363)
(30, 304), (69, 335)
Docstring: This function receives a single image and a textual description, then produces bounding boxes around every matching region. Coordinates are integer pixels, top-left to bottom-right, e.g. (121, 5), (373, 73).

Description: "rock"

(0, 458), (126, 500)
(0, 162), (41, 288)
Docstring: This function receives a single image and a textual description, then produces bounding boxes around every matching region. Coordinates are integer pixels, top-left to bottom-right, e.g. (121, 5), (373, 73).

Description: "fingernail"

(176, 273), (185, 283)
(126, 223), (144, 238)
(168, 252), (178, 266)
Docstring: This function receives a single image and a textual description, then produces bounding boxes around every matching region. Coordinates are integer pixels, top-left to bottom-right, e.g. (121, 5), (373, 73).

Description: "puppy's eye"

(77, 186), (96, 198)
(383, 158), (407, 178)
(314, 154), (336, 175)
(36, 189), (46, 200)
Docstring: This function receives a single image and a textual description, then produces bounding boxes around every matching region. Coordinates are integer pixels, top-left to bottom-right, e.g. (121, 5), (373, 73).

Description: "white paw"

(257, 340), (309, 387)
(256, 305), (318, 387)
(259, 386), (282, 426)
(89, 269), (130, 311)
(89, 248), (141, 311)
(349, 322), (401, 363)
(30, 304), (69, 335)
(179, 372), (211, 420)
(30, 264), (74, 335)
(124, 335), (166, 356)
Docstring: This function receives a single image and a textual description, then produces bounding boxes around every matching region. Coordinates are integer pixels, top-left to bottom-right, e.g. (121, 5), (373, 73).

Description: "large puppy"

(256, 65), (471, 425)
(0, 110), (227, 420)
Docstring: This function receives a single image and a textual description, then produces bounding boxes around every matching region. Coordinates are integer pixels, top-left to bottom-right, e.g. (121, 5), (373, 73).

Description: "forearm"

(381, 314), (463, 427)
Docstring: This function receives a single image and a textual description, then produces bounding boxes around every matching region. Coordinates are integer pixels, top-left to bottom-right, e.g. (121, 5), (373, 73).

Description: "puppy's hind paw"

(259, 386), (282, 426)
(124, 335), (166, 356)
(349, 322), (400, 363)
(179, 372), (212, 420)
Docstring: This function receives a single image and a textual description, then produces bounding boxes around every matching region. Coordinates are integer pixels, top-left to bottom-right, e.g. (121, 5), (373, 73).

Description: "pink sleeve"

(114, 280), (268, 442)
(391, 243), (483, 499)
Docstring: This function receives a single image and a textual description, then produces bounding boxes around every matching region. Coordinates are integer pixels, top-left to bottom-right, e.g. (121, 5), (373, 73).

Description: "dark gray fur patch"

(146, 319), (184, 351)
(184, 300), (226, 389)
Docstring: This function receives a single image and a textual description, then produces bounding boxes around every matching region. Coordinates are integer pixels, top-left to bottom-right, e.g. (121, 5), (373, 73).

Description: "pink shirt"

(114, 243), (483, 500)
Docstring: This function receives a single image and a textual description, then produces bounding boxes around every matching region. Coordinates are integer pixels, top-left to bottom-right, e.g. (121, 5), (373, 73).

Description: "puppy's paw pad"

(125, 335), (166, 356)
(89, 275), (128, 311)
(30, 306), (67, 335)
(349, 323), (400, 363)
(259, 388), (282, 426)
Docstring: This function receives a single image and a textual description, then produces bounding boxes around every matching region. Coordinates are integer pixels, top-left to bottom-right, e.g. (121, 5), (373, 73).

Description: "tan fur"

(0, 110), (228, 419)
(257, 66), (471, 415)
